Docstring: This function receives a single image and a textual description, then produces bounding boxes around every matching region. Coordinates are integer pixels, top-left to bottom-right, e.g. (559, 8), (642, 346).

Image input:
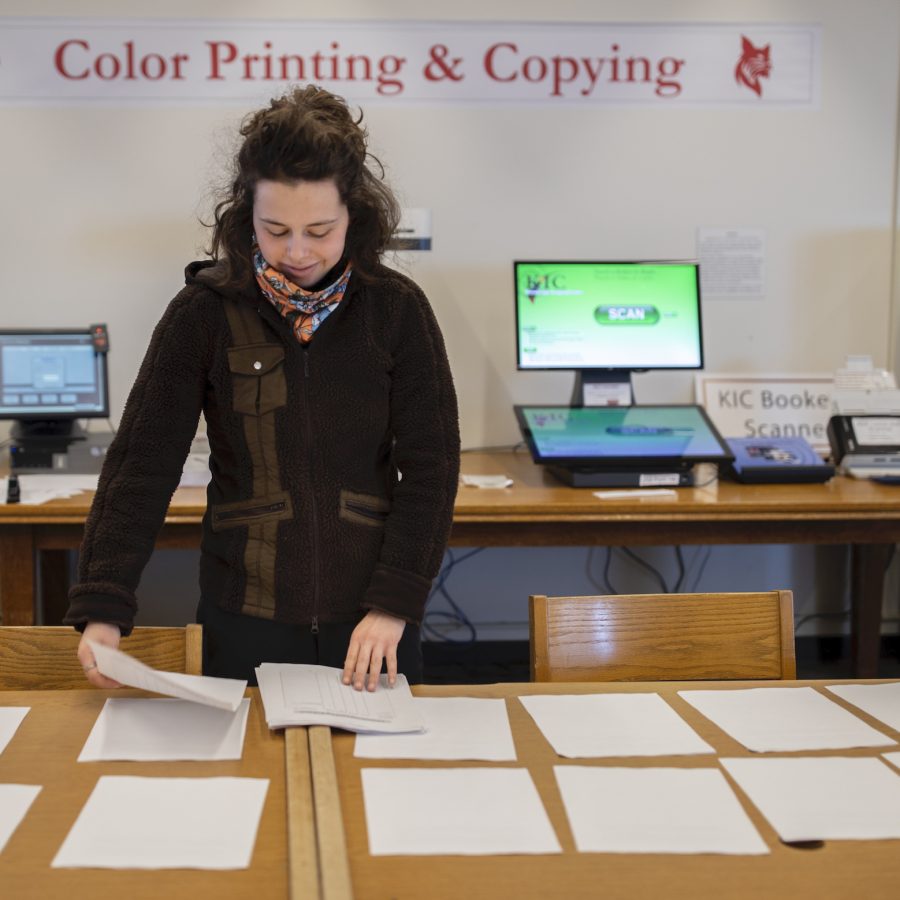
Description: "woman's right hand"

(77, 622), (123, 688)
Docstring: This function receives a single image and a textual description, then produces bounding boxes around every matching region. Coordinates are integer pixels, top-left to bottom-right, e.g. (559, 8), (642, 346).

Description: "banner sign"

(695, 373), (834, 454)
(0, 18), (820, 106)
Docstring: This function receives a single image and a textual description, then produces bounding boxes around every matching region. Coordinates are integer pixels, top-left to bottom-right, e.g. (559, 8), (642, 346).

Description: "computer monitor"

(514, 260), (704, 404)
(0, 328), (109, 440)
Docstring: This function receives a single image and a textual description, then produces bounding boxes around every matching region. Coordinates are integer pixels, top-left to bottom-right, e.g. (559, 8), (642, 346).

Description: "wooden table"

(3, 450), (900, 674)
(0, 688), (292, 899)
(324, 680), (900, 900)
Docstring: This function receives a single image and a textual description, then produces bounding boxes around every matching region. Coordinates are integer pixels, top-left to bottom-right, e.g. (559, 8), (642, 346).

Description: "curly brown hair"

(207, 85), (400, 291)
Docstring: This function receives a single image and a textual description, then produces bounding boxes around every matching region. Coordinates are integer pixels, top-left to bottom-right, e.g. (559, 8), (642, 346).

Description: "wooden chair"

(529, 591), (795, 682)
(0, 625), (203, 690)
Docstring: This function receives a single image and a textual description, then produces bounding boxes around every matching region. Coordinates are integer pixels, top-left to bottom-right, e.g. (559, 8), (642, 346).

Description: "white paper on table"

(255, 663), (424, 733)
(678, 687), (896, 752)
(519, 693), (714, 758)
(354, 697), (516, 760)
(825, 682), (900, 732)
(0, 708), (29, 754)
(460, 474), (513, 489)
(720, 757), (900, 841)
(86, 640), (246, 713)
(555, 766), (768, 855)
(78, 698), (251, 762)
(361, 768), (561, 856)
(0, 785), (42, 854)
(884, 751), (900, 770)
(2, 474), (99, 504)
(51, 776), (269, 869)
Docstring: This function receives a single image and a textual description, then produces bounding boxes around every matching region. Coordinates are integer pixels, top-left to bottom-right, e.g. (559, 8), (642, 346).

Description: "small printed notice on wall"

(697, 227), (766, 299)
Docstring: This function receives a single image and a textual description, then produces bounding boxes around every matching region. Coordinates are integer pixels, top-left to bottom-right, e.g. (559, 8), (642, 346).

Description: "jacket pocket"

(211, 491), (293, 532)
(227, 343), (286, 416)
(339, 489), (390, 527)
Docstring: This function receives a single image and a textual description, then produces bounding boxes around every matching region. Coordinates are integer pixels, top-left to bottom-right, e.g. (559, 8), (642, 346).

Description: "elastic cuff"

(64, 585), (138, 637)
(360, 563), (432, 626)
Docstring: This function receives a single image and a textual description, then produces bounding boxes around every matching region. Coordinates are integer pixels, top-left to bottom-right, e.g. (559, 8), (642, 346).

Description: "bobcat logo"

(735, 36), (771, 97)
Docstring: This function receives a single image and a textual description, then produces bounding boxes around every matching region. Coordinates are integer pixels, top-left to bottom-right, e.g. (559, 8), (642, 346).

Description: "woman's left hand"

(343, 610), (406, 692)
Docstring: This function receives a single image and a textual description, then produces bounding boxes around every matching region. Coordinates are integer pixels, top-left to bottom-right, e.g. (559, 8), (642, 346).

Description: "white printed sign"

(695, 373), (833, 454)
(0, 19), (820, 106)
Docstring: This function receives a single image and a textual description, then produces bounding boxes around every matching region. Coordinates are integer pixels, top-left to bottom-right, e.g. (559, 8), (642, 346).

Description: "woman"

(65, 85), (460, 691)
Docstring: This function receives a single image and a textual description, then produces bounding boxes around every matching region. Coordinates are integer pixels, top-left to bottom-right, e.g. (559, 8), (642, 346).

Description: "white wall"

(5, 0), (900, 637)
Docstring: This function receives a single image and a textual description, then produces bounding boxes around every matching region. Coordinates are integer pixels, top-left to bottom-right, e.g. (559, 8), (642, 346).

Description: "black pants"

(196, 598), (423, 686)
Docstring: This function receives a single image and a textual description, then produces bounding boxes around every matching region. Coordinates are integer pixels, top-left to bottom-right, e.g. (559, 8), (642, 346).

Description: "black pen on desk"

(6, 473), (20, 504)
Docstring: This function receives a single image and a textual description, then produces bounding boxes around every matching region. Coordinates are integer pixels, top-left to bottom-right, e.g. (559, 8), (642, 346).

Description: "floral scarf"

(252, 240), (352, 344)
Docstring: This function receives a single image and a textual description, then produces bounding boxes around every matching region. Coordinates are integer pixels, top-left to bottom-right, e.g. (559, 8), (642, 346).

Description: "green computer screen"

(514, 261), (703, 370)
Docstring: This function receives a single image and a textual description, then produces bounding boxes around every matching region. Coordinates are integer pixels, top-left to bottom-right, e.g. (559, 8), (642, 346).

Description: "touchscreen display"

(515, 405), (731, 464)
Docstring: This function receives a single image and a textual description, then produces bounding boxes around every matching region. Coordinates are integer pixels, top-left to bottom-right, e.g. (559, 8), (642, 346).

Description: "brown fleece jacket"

(64, 261), (460, 636)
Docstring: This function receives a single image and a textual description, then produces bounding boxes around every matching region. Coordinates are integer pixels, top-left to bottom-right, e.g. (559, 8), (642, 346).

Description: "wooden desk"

(2, 450), (899, 675)
(0, 689), (290, 899)
(325, 680), (900, 900)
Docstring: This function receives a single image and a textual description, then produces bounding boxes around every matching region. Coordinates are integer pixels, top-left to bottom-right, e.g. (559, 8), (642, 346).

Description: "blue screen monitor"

(0, 329), (109, 439)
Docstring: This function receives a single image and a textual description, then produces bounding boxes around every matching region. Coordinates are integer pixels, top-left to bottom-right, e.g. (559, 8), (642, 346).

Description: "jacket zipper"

(303, 348), (321, 635)
(213, 500), (286, 523)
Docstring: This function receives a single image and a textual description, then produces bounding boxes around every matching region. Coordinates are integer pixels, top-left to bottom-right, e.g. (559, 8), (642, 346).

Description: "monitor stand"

(546, 463), (694, 488)
(571, 370), (638, 407)
(10, 420), (87, 442)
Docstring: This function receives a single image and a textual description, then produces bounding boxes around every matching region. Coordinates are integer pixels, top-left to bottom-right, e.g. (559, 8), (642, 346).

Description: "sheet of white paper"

(87, 640), (246, 712)
(720, 757), (900, 841)
(884, 751), (900, 770)
(78, 698), (251, 762)
(2, 474), (99, 504)
(519, 693), (714, 758)
(354, 698), (516, 761)
(52, 776), (269, 869)
(0, 708), (29, 754)
(0, 785), (42, 854)
(678, 687), (896, 752)
(361, 768), (561, 855)
(555, 766), (768, 855)
(825, 682), (900, 732)
(460, 474), (513, 489)
(255, 663), (423, 733)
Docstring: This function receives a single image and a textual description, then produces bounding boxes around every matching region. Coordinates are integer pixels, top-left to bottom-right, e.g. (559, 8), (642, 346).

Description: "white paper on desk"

(0, 707), (29, 754)
(883, 751), (900, 770)
(78, 698), (251, 762)
(720, 757), (900, 841)
(825, 682), (900, 732)
(460, 474), (513, 488)
(555, 766), (768, 855)
(0, 785), (41, 854)
(354, 697), (516, 760)
(679, 686), (896, 752)
(256, 663), (424, 733)
(520, 693), (714, 758)
(86, 640), (246, 713)
(52, 775), (269, 869)
(362, 768), (561, 855)
(2, 474), (99, 504)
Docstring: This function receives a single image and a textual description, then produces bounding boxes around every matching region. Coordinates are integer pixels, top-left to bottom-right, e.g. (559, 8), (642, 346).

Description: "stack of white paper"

(1, 474), (99, 505)
(256, 663), (424, 733)
(0, 708), (29, 754)
(87, 640), (246, 712)
(52, 776), (269, 869)
(361, 768), (561, 855)
(678, 687), (896, 752)
(78, 698), (251, 762)
(0, 785), (42, 854)
(355, 697), (516, 760)
(519, 693), (714, 758)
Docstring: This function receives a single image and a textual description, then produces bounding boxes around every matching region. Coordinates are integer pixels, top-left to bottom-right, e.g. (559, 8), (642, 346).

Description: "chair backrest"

(0, 625), (203, 690)
(529, 591), (795, 682)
